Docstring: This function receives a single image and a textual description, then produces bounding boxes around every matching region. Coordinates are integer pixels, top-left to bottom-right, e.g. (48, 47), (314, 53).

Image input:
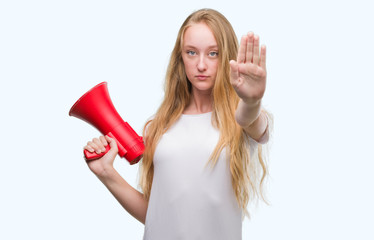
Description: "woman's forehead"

(183, 23), (217, 49)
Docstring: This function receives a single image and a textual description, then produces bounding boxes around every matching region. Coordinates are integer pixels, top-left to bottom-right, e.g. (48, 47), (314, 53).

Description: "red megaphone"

(69, 82), (144, 165)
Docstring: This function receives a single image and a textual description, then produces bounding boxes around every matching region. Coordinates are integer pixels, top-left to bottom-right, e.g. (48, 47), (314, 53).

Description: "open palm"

(230, 32), (267, 104)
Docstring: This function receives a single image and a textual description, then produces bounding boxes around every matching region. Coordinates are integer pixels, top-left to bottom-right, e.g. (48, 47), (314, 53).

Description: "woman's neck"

(183, 88), (213, 114)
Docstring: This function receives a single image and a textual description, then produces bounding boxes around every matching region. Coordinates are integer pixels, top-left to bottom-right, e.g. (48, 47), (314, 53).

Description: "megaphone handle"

(84, 145), (111, 161)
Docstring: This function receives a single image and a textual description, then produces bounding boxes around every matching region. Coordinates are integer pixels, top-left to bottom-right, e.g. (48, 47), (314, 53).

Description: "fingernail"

(96, 150), (101, 154)
(102, 148), (106, 152)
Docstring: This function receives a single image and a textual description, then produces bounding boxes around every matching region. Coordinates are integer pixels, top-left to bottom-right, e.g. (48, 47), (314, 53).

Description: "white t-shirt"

(143, 112), (257, 240)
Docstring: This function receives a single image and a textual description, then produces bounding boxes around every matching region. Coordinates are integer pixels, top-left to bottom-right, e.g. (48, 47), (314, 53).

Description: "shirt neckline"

(181, 111), (212, 117)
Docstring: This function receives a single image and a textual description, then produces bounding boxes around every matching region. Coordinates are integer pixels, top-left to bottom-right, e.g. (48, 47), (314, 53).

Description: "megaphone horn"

(69, 82), (144, 165)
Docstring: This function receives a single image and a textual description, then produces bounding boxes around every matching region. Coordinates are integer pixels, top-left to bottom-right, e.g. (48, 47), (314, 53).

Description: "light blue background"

(1, 0), (373, 239)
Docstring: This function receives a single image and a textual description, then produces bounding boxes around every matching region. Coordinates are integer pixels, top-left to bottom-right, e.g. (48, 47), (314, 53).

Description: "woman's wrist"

(235, 99), (261, 128)
(93, 164), (118, 181)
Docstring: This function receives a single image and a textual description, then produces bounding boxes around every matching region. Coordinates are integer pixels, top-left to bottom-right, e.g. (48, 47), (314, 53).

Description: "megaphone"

(69, 82), (144, 165)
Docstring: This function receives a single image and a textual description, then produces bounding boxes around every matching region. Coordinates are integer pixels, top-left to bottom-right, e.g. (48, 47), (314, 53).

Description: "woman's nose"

(197, 56), (207, 71)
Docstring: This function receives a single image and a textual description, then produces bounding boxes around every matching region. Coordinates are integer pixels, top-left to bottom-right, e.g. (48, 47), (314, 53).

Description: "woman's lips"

(196, 75), (208, 80)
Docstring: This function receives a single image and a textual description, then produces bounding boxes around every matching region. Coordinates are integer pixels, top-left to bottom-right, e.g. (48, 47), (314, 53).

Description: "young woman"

(84, 8), (270, 240)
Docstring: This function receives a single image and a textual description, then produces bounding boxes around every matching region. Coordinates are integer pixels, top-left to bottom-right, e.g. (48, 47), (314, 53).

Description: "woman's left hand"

(230, 32), (267, 105)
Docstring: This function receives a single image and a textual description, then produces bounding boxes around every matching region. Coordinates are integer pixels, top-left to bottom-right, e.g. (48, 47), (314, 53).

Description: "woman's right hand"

(84, 135), (118, 177)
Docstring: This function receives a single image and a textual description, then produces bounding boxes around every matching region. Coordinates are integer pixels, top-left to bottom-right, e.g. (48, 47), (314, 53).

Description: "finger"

(93, 138), (106, 153)
(253, 34), (260, 65)
(86, 141), (101, 154)
(84, 143), (95, 153)
(237, 35), (247, 64)
(229, 60), (240, 86)
(259, 45), (267, 70)
(246, 32), (254, 63)
(99, 135), (108, 146)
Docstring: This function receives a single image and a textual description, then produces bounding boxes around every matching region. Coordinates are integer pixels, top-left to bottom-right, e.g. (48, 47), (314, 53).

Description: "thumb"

(105, 135), (118, 154)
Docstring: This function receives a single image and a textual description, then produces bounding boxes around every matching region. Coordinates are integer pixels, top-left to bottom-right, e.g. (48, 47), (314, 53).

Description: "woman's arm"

(230, 32), (268, 143)
(85, 136), (148, 224)
(235, 100), (269, 143)
(96, 167), (148, 224)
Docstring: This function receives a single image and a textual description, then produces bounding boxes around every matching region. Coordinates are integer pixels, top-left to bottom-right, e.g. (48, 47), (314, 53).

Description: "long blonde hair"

(139, 8), (268, 217)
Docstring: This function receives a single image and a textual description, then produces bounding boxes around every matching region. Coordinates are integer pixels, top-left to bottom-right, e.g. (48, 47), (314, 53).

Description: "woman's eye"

(187, 50), (196, 56)
(209, 51), (218, 57)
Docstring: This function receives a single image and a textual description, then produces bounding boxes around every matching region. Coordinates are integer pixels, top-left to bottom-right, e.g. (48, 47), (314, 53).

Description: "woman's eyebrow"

(183, 44), (218, 49)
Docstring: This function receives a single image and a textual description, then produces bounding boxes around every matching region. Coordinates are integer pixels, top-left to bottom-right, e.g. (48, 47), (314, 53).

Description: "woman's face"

(181, 23), (219, 94)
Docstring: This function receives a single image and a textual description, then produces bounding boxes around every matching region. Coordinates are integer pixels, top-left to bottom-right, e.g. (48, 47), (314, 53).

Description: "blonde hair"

(139, 8), (269, 217)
